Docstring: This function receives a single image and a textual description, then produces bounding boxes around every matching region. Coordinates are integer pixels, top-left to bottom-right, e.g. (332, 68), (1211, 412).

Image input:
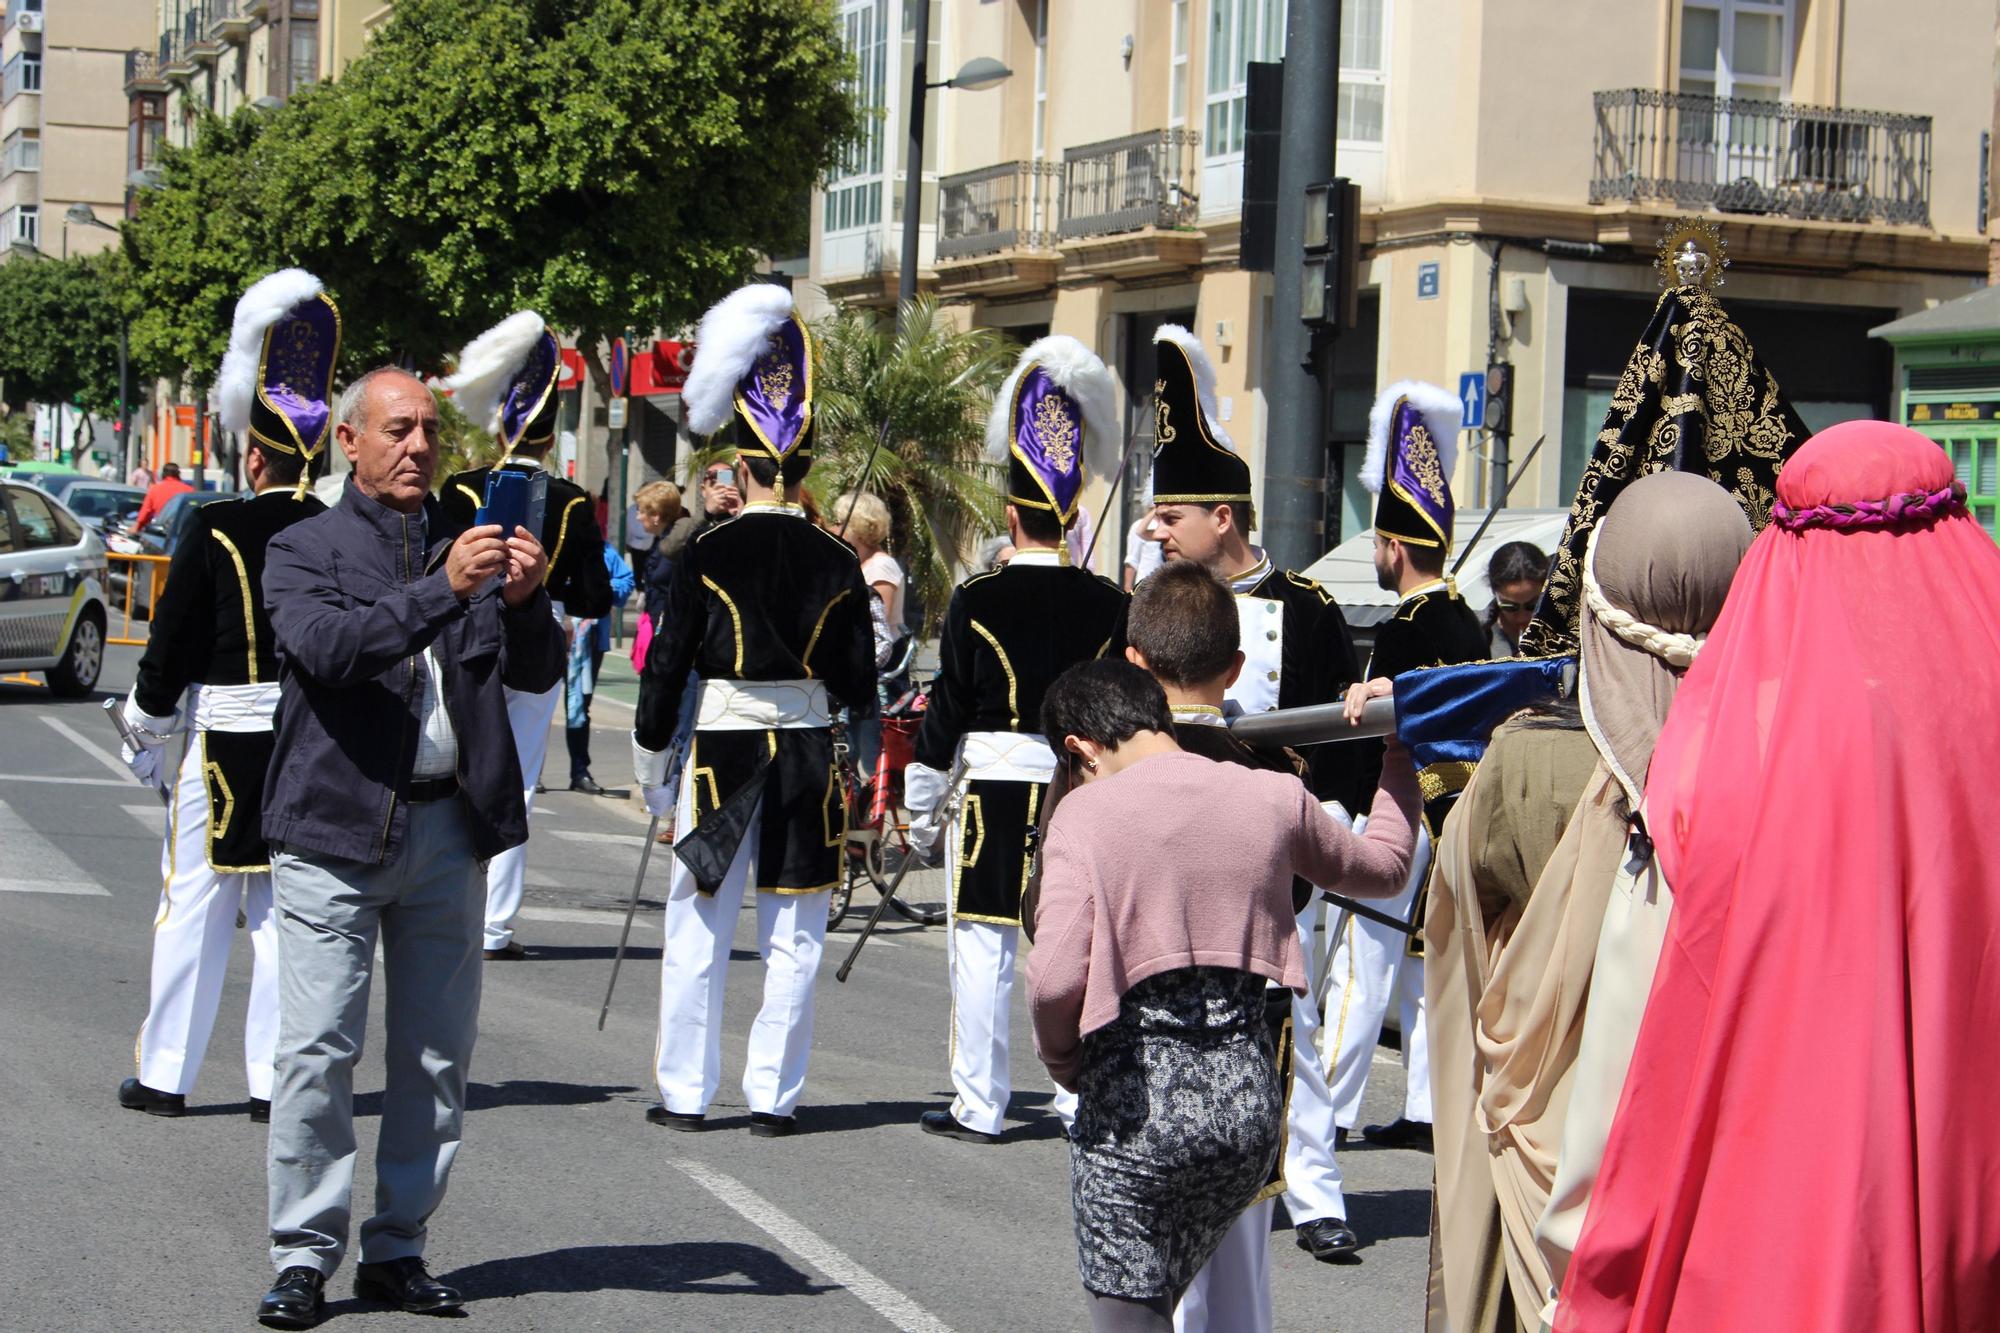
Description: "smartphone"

(708, 466), (737, 490)
(476, 468), (549, 544)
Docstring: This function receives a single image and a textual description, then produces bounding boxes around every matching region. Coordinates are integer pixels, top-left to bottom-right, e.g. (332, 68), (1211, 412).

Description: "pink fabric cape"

(1558, 422), (2000, 1332)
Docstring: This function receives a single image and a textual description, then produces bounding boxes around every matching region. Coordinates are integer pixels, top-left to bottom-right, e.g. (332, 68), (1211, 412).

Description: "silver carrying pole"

(597, 813), (662, 1029)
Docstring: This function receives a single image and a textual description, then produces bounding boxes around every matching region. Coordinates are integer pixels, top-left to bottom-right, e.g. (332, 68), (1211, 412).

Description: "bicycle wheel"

(828, 857), (856, 930)
(880, 836), (948, 926)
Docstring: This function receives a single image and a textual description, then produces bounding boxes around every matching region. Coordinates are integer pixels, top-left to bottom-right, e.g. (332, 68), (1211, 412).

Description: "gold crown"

(1655, 216), (1729, 292)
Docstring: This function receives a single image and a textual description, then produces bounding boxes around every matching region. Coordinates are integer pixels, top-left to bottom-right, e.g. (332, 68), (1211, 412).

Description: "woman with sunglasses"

(1483, 540), (1549, 658)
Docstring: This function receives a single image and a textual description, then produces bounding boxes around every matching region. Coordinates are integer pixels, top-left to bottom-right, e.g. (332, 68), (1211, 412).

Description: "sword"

(597, 813), (661, 1030)
(103, 697), (170, 806)
(835, 765), (970, 983)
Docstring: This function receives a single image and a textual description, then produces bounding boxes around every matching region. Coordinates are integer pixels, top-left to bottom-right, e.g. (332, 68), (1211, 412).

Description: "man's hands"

(446, 524), (548, 605)
(119, 690), (176, 790)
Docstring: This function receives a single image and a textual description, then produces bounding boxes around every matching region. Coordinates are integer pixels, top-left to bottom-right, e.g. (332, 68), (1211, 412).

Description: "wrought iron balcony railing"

(1592, 88), (1932, 228)
(124, 49), (165, 92)
(937, 160), (1062, 260)
(1058, 128), (1200, 241)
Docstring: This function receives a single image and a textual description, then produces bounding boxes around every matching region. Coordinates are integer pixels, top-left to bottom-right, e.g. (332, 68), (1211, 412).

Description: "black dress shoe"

(749, 1112), (798, 1138)
(645, 1105), (706, 1131)
(1295, 1216), (1360, 1261)
(256, 1266), (325, 1329)
(1335, 1126), (1350, 1148)
(919, 1108), (1003, 1144)
(569, 774), (607, 795)
(483, 940), (528, 961)
(354, 1256), (462, 1313)
(1361, 1117), (1434, 1152)
(117, 1077), (186, 1117)
(250, 1097), (271, 1124)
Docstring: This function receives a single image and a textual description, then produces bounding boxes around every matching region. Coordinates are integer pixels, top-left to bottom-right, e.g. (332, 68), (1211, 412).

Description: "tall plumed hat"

(1364, 380), (1462, 550)
(983, 336), (1119, 525)
(443, 310), (561, 452)
(1148, 325), (1250, 507)
(1520, 218), (1809, 656)
(682, 283), (815, 478)
(215, 268), (341, 469)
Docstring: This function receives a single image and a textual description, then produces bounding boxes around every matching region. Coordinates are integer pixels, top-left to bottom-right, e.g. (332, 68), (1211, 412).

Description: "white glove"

(121, 689), (177, 789)
(641, 784), (676, 818)
(633, 734), (677, 819)
(904, 761), (950, 861)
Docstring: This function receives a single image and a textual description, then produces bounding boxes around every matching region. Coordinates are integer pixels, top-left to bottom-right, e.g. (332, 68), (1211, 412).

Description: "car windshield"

(64, 486), (144, 520)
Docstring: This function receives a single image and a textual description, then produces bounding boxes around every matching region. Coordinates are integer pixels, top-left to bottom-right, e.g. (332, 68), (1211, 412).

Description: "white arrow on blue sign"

(1458, 372), (1485, 430)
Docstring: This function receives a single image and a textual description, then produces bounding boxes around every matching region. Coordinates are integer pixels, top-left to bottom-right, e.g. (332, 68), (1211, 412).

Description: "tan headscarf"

(1579, 472), (1751, 807)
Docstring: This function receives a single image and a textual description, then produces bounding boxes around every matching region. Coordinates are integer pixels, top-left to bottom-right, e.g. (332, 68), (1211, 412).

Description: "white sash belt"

(960, 731), (1058, 783)
(696, 679), (832, 731)
(189, 682), (281, 733)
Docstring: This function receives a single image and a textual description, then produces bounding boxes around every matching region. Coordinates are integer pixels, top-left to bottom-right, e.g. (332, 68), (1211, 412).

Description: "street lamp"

(895, 27), (1012, 327)
(63, 204), (135, 481)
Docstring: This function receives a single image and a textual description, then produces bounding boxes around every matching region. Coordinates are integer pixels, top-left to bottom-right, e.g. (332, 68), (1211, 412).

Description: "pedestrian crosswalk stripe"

(40, 715), (135, 783)
(0, 798), (110, 896)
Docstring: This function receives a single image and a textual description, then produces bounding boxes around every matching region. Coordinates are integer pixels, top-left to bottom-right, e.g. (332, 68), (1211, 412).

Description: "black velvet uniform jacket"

(635, 503), (875, 896)
(134, 489), (326, 871)
(914, 554), (1127, 925)
(441, 461), (613, 620)
(1365, 579), (1488, 832)
(1238, 563), (1367, 810)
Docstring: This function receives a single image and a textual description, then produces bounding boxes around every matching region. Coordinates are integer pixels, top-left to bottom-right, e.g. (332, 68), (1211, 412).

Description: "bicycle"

(828, 690), (948, 931)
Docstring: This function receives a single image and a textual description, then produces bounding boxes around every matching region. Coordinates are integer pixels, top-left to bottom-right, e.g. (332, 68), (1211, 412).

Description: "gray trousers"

(267, 796), (485, 1274)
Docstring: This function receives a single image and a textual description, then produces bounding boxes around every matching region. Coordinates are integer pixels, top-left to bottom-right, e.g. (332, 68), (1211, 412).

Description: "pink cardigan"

(1026, 745), (1421, 1089)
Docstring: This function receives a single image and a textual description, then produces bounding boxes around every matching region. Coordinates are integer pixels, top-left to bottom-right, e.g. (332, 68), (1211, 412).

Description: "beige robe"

(1425, 722), (1619, 1333)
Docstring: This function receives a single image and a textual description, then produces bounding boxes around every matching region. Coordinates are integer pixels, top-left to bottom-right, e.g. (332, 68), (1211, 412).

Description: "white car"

(0, 480), (110, 696)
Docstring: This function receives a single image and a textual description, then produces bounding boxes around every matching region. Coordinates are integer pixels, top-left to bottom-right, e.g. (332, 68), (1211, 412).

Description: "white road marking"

(672, 1157), (954, 1333)
(549, 829), (649, 848)
(0, 773), (129, 788)
(124, 804), (164, 831)
(40, 715), (137, 782)
(518, 905), (629, 926)
(0, 799), (110, 896)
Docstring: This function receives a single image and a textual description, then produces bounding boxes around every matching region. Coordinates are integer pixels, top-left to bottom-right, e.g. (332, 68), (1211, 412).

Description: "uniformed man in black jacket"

(903, 336), (1128, 1146)
(440, 312), (613, 960)
(631, 283), (875, 1138)
(115, 269), (339, 1121)
(1144, 323), (1367, 1261)
(1326, 381), (1489, 1158)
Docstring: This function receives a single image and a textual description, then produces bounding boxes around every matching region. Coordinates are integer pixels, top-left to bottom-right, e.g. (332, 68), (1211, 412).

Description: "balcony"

(1055, 128), (1203, 278)
(124, 49), (167, 94)
(158, 28), (194, 80)
(211, 0), (257, 43)
(1592, 88), (1932, 229)
(933, 160), (1062, 298)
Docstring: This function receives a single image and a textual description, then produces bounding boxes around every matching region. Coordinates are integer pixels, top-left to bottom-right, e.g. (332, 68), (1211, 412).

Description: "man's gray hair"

(336, 365), (428, 431)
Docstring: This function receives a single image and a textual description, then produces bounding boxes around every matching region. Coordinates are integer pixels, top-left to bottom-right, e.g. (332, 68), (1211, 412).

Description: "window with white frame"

(1168, 0), (1190, 129)
(823, 0), (888, 234)
(1679, 0), (1790, 103)
(1205, 0), (1286, 160)
(1339, 0), (1387, 145)
(6, 204), (39, 249)
(2, 51), (42, 102)
(1, 131), (38, 177)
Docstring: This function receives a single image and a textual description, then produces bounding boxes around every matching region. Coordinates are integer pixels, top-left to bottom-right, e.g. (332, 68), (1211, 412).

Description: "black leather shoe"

(354, 1256), (462, 1313)
(749, 1112), (798, 1138)
(1361, 1117), (1434, 1152)
(250, 1098), (271, 1124)
(569, 774), (607, 795)
(1335, 1126), (1350, 1148)
(919, 1109), (1002, 1144)
(256, 1266), (325, 1329)
(1295, 1216), (1360, 1261)
(645, 1105), (706, 1131)
(117, 1077), (186, 1117)
(483, 940), (528, 961)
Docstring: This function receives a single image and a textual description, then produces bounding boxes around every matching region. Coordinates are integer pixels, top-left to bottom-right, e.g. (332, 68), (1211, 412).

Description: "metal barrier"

(106, 551), (171, 647)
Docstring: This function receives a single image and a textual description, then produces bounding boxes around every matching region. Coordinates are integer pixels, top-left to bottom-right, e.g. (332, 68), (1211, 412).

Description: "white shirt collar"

(740, 501), (806, 518)
(1226, 549), (1272, 594)
(1171, 704), (1228, 727)
(1009, 548), (1068, 568)
(1398, 577), (1450, 608)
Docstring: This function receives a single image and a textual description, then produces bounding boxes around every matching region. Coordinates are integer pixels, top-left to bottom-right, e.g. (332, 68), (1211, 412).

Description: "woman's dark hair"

(1482, 539), (1549, 632)
(1039, 659), (1173, 752)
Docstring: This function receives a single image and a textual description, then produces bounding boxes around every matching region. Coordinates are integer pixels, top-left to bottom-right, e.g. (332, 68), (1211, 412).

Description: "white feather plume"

(215, 268), (325, 431)
(1151, 324), (1234, 452)
(682, 284), (797, 436)
(442, 310), (546, 433)
(1363, 379), (1463, 495)
(983, 336), (1121, 478)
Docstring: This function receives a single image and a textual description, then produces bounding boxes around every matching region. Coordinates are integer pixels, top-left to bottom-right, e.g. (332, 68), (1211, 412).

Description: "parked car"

(33, 478), (145, 533)
(124, 489), (241, 614)
(0, 481), (110, 696)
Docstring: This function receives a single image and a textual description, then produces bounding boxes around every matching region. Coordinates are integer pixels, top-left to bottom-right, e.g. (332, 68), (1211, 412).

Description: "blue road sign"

(1458, 372), (1485, 430)
(1417, 262), (1441, 300)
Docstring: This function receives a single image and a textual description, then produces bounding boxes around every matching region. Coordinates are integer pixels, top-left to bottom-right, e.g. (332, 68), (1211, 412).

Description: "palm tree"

(808, 297), (1015, 634)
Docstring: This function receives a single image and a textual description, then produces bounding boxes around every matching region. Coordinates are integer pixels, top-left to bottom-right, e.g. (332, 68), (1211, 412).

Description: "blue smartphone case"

(475, 468), (549, 542)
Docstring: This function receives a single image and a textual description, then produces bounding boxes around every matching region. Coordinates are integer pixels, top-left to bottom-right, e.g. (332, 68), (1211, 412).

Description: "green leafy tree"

(808, 298), (1015, 633)
(0, 250), (132, 463)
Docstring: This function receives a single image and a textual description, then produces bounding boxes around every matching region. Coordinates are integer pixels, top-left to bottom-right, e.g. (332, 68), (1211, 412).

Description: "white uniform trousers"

(654, 773), (827, 1118)
(1174, 1198), (1275, 1333)
(135, 735), (280, 1100)
(1282, 904), (1349, 1224)
(944, 861), (1077, 1136)
(1325, 825), (1434, 1128)
(482, 682), (559, 950)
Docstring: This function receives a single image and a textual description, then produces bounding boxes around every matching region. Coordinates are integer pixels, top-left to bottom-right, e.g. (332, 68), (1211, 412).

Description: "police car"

(0, 479), (110, 695)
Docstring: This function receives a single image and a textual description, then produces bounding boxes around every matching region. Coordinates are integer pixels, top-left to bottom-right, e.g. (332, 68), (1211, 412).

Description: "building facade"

(1, 0), (154, 262)
(802, 0), (1991, 570)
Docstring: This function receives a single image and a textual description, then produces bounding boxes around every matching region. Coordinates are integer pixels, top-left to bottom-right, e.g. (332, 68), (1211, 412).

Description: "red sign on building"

(631, 340), (691, 397)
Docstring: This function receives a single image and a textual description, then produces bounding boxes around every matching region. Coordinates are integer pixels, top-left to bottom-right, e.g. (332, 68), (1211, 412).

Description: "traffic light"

(1484, 362), (1513, 435)
(1300, 179), (1361, 332)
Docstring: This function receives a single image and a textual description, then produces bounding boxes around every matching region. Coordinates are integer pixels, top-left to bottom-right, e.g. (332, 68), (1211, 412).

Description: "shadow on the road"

(1339, 1187), (1433, 1249)
(349, 1080), (641, 1117)
(775, 1098), (935, 1136)
(443, 1242), (835, 1300)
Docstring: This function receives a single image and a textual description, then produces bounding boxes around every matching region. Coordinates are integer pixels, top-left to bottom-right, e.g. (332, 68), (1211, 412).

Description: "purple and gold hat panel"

(499, 330), (562, 450)
(734, 316), (815, 462)
(251, 291), (341, 460)
(1009, 365), (1088, 521)
(1377, 396), (1454, 547)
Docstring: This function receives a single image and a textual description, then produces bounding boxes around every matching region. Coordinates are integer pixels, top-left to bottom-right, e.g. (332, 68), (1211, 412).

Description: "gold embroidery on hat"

(1033, 393), (1079, 473)
(754, 339), (794, 408)
(1153, 379), (1176, 448)
(1405, 422), (1447, 506)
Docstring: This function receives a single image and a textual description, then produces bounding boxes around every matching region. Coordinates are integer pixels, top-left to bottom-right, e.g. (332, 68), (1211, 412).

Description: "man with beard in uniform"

(1146, 323), (1367, 1264)
(115, 269), (340, 1120)
(1322, 382), (1488, 1158)
(631, 283), (876, 1137)
(440, 312), (613, 960)
(904, 336), (1128, 1146)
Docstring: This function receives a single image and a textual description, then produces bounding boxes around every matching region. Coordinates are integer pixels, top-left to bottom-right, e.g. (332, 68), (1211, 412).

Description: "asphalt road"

(0, 646), (1432, 1332)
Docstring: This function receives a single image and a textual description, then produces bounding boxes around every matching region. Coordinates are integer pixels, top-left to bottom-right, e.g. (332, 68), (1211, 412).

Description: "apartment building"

(802, 0), (1991, 564)
(1, 0), (154, 262)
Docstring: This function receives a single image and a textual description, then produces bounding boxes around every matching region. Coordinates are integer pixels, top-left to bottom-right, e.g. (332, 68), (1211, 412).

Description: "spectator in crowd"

(977, 533), (1016, 572)
(831, 490), (906, 782)
(251, 366), (565, 1327)
(1482, 541), (1549, 658)
(133, 461), (194, 532)
(1123, 511), (1164, 591)
(623, 494), (652, 574)
(635, 480), (695, 621)
(565, 541), (636, 794)
(1028, 659), (1419, 1332)
(696, 460), (744, 531)
(128, 462), (156, 490)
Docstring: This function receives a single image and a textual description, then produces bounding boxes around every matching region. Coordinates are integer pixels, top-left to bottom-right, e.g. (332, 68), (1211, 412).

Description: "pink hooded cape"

(1557, 422), (2000, 1331)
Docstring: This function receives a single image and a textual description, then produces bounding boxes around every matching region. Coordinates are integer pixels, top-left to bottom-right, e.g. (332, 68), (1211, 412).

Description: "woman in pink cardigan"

(1027, 660), (1421, 1332)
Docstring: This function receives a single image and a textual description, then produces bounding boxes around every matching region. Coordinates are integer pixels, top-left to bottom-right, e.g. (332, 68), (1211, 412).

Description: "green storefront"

(1871, 286), (2000, 539)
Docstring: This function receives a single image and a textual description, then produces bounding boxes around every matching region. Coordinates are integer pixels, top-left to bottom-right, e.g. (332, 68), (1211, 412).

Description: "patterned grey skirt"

(1068, 966), (1283, 1302)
